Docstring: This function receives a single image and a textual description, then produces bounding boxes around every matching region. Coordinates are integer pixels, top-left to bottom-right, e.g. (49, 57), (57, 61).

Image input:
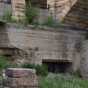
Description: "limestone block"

(11, 0), (25, 20)
(7, 24), (85, 65)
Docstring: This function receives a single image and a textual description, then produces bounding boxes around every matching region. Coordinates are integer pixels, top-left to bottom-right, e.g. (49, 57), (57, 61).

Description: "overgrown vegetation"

(0, 56), (18, 72)
(71, 69), (82, 78)
(39, 73), (88, 88)
(0, 3), (61, 28)
(25, 0), (39, 24)
(0, 56), (88, 88)
(25, 7), (39, 24)
(22, 64), (48, 76)
(0, 56), (9, 71)
(0, 4), (62, 28)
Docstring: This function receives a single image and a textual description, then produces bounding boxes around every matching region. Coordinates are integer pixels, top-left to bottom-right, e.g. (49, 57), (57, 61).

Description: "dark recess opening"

(43, 60), (72, 73)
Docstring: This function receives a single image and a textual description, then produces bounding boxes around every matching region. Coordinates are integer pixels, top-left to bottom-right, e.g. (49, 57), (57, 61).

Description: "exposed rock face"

(6, 24), (85, 71)
(64, 0), (88, 28)
(5, 68), (38, 88)
(47, 0), (77, 21)
(0, 23), (86, 72)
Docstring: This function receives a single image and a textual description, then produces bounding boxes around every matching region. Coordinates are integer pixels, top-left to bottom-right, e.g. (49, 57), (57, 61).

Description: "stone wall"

(5, 24), (85, 71)
(64, 0), (88, 28)
(80, 40), (88, 78)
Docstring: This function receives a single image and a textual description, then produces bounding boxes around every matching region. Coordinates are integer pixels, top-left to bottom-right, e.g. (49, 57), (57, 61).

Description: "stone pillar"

(5, 68), (38, 88)
(47, 0), (77, 21)
(11, 0), (25, 20)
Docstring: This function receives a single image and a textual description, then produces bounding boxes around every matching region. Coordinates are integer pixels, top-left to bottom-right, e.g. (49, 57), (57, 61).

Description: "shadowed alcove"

(43, 60), (72, 73)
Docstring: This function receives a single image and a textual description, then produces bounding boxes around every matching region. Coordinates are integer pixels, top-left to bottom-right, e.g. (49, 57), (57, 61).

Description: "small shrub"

(72, 69), (81, 78)
(35, 64), (48, 76)
(25, 7), (39, 24)
(22, 64), (48, 76)
(0, 56), (9, 70)
(2, 10), (12, 22)
(0, 56), (18, 72)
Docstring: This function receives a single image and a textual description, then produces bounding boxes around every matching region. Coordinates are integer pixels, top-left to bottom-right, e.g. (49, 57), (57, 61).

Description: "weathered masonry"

(64, 0), (88, 28)
(11, 0), (77, 21)
(0, 23), (86, 73)
(0, 0), (88, 77)
(11, 0), (25, 20)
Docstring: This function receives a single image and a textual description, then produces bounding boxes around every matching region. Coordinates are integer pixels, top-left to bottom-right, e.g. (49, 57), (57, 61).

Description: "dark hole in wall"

(42, 60), (72, 73)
